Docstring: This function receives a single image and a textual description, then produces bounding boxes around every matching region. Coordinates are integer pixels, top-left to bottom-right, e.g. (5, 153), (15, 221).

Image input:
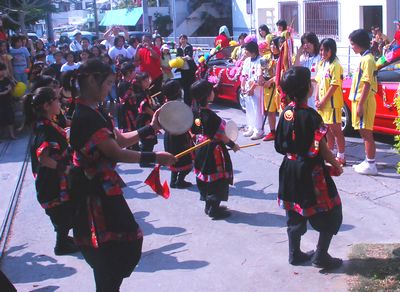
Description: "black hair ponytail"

(23, 87), (56, 126)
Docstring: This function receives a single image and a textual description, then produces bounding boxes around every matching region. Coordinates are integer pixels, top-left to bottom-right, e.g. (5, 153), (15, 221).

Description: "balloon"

(198, 56), (205, 63)
(11, 82), (27, 98)
(229, 40), (238, 46)
(210, 48), (216, 55)
(205, 53), (210, 60)
(169, 57), (185, 68)
(376, 55), (386, 66)
(216, 44), (221, 51)
(244, 35), (257, 44)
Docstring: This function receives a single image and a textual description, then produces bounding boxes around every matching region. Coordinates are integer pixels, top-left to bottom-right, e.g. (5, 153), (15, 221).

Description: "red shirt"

(394, 30), (400, 45)
(0, 31), (7, 41)
(138, 46), (162, 80)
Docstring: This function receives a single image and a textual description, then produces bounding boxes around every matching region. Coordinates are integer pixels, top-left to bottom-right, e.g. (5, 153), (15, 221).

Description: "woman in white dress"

(294, 32), (321, 108)
(240, 41), (264, 140)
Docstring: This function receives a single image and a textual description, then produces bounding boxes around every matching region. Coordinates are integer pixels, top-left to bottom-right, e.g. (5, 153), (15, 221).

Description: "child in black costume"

(65, 59), (176, 291)
(24, 87), (78, 255)
(275, 66), (343, 269)
(118, 62), (139, 150)
(0, 62), (16, 139)
(162, 79), (193, 188)
(135, 72), (159, 164)
(191, 80), (240, 219)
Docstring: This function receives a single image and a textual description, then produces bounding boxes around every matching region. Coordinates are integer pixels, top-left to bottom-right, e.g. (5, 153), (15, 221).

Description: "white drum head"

(158, 101), (194, 135)
(225, 120), (238, 141)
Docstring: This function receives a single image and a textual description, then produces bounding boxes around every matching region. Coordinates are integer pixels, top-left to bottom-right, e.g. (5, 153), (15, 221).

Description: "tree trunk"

(19, 12), (27, 34)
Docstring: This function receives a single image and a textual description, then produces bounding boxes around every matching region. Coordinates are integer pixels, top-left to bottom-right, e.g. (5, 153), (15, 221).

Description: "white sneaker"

(354, 162), (378, 175)
(352, 159), (368, 169)
(243, 129), (254, 137)
(250, 132), (264, 140)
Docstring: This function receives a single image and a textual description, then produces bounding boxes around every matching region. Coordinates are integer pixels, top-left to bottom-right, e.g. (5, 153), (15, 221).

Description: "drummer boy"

(162, 80), (194, 188)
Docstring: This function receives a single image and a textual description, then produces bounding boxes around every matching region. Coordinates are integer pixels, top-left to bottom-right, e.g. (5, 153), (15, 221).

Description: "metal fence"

(304, 0), (339, 40)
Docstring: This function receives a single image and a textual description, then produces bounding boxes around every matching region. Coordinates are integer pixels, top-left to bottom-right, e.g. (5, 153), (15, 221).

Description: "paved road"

(1, 104), (399, 292)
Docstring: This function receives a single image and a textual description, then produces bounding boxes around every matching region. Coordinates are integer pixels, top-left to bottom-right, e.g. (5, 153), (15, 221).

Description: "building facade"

(233, 0), (400, 45)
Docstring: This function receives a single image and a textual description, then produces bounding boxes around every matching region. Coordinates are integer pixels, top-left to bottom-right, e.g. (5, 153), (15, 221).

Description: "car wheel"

(236, 88), (246, 112)
(341, 103), (353, 135)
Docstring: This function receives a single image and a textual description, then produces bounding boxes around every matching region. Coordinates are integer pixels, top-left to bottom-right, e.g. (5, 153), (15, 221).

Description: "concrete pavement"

(1, 104), (399, 292)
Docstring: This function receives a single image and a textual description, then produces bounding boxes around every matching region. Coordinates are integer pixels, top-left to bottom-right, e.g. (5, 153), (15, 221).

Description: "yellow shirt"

(315, 58), (344, 109)
(349, 52), (377, 102)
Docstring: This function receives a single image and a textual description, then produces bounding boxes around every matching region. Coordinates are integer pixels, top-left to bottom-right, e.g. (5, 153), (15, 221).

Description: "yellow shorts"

(317, 108), (342, 124)
(351, 97), (376, 130)
(264, 85), (277, 112)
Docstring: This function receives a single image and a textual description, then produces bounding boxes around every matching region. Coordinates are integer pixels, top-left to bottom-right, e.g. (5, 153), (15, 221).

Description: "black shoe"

(312, 252), (342, 269)
(208, 206), (231, 219)
(289, 250), (314, 265)
(54, 240), (79, 256)
(170, 182), (177, 188)
(175, 181), (193, 189)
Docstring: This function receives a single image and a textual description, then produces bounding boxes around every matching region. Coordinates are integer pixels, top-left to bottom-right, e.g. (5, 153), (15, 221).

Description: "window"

(279, 2), (299, 36)
(75, 2), (83, 10)
(304, 0), (339, 39)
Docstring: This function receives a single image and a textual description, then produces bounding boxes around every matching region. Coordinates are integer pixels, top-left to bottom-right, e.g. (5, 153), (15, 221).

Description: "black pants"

(45, 201), (75, 233)
(286, 205), (343, 238)
(81, 239), (143, 292)
(180, 70), (195, 106)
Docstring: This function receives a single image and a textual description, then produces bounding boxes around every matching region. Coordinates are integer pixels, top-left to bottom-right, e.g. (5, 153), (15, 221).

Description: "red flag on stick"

(144, 164), (170, 199)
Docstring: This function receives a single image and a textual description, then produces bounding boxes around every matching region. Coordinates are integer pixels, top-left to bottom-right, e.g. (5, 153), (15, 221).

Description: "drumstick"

(150, 91), (162, 99)
(175, 139), (212, 159)
(228, 142), (260, 151)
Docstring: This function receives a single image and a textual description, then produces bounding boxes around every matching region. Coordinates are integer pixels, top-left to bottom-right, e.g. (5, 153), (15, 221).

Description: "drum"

(158, 101), (194, 135)
(225, 120), (238, 141)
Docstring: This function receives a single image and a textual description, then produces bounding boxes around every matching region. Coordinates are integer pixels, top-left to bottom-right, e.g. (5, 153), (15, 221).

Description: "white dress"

(241, 56), (264, 135)
(300, 54), (321, 109)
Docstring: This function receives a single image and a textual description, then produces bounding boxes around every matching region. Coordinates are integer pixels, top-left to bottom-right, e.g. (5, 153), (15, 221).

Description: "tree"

(0, 0), (55, 34)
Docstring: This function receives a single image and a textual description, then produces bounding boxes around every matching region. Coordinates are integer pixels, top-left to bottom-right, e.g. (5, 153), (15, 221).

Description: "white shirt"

(60, 62), (80, 72)
(300, 54), (321, 78)
(69, 40), (82, 52)
(242, 56), (262, 91)
(126, 46), (137, 59)
(108, 46), (128, 60)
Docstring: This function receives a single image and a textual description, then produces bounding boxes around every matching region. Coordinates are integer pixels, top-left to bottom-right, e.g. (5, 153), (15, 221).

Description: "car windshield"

(377, 58), (400, 82)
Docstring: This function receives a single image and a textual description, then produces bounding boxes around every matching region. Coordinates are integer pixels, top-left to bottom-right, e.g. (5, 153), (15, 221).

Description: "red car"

(204, 46), (246, 110)
(342, 57), (400, 136)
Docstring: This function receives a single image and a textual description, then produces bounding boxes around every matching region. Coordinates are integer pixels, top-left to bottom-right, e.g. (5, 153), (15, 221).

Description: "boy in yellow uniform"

(348, 29), (378, 175)
(315, 38), (346, 166)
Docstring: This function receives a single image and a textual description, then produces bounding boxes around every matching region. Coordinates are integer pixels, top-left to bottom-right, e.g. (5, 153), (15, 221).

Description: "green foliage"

(1, 0), (55, 32)
(153, 13), (172, 36)
(394, 90), (400, 173)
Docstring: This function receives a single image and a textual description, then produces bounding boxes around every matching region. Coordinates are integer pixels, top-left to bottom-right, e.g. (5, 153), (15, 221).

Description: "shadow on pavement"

(231, 180), (277, 201)
(134, 211), (187, 237)
(31, 286), (60, 292)
(136, 242), (209, 273)
(2, 245), (76, 284)
(225, 210), (286, 227)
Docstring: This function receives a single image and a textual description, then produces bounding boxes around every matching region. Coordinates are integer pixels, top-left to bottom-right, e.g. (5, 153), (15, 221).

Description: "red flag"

(144, 164), (170, 199)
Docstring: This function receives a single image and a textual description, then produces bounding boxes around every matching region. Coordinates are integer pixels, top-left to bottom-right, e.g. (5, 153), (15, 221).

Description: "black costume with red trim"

(69, 100), (142, 286)
(31, 118), (73, 231)
(192, 108), (233, 202)
(274, 102), (342, 235)
(136, 89), (158, 152)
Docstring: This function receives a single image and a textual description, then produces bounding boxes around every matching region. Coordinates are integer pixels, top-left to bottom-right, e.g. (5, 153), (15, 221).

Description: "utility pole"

(93, 0), (99, 38)
(172, 0), (176, 41)
(46, 11), (54, 41)
(142, 0), (150, 32)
